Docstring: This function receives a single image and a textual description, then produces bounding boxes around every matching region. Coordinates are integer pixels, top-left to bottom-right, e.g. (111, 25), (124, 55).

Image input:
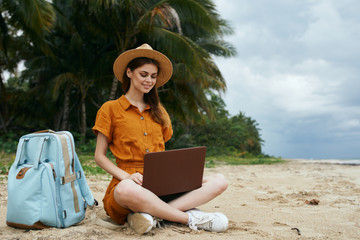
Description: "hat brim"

(113, 48), (173, 88)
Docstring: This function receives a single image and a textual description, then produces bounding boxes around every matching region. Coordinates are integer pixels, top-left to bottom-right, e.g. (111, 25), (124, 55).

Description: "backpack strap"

(33, 137), (49, 170)
(15, 135), (49, 168)
(59, 131), (98, 207)
(56, 133), (81, 213)
(14, 138), (28, 166)
(73, 153), (98, 207)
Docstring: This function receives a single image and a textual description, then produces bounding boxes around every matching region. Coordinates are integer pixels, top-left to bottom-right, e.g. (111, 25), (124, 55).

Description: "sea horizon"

(288, 158), (360, 165)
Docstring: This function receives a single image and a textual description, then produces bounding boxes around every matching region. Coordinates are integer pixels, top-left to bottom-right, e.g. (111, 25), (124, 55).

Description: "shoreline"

(1, 160), (360, 239)
(286, 158), (360, 165)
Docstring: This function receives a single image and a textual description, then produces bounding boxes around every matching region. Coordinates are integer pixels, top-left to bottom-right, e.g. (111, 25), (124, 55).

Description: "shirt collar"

(118, 95), (131, 110)
(118, 95), (150, 111)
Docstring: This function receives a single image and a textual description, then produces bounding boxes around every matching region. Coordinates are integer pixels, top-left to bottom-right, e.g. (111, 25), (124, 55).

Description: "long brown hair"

(122, 57), (167, 126)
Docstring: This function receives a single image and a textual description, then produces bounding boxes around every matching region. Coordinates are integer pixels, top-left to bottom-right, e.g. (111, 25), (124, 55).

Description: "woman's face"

(126, 63), (158, 94)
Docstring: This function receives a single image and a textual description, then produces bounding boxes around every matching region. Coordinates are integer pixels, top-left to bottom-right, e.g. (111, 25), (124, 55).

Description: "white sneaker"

(187, 209), (229, 232)
(127, 212), (157, 234)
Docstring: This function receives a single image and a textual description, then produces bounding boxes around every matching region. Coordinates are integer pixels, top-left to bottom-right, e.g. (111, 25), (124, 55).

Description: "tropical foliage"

(167, 93), (264, 157)
(1, 0), (265, 156)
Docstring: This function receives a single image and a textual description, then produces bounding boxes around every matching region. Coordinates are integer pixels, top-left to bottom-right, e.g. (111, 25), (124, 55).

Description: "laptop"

(142, 146), (206, 197)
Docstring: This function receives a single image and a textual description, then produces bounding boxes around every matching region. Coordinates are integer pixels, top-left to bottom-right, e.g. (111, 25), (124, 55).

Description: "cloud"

(214, 0), (360, 158)
(298, 0), (360, 62)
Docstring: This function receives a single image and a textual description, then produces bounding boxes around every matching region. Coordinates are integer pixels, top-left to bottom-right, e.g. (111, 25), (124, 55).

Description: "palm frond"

(52, 72), (77, 100)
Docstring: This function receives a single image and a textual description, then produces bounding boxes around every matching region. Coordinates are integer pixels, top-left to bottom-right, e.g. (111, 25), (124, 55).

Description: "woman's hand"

(127, 172), (143, 185)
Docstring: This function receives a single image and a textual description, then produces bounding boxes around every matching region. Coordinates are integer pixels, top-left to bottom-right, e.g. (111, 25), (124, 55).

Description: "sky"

(213, 0), (360, 159)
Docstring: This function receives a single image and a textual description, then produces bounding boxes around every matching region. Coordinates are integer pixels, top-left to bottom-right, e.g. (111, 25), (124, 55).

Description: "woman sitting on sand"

(92, 44), (229, 234)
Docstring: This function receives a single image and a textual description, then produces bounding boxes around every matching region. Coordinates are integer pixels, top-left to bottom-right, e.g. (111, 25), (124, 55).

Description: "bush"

(0, 132), (20, 153)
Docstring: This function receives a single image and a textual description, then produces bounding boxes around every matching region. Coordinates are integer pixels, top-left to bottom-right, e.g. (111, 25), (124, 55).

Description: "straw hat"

(113, 44), (173, 88)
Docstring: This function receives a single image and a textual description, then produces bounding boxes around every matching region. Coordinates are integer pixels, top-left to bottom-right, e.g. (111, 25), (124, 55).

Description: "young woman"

(93, 44), (229, 234)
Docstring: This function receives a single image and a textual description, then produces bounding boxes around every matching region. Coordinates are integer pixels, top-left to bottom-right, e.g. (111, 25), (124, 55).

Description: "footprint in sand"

(241, 221), (258, 226)
(272, 222), (289, 227)
(228, 220), (258, 232)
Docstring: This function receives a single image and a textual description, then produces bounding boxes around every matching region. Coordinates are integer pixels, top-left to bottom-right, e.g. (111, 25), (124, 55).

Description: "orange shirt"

(92, 95), (172, 223)
(92, 95), (173, 172)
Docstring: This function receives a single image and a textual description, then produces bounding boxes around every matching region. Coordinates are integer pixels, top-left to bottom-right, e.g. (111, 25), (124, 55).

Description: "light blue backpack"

(6, 130), (97, 229)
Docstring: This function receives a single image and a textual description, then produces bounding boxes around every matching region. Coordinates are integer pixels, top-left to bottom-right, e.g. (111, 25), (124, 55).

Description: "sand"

(0, 159), (359, 239)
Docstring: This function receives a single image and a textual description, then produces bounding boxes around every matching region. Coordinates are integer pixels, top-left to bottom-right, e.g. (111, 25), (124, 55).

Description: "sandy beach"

(0, 159), (359, 239)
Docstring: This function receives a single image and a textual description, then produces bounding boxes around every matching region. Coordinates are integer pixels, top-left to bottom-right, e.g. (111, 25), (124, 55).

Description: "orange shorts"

(103, 167), (143, 225)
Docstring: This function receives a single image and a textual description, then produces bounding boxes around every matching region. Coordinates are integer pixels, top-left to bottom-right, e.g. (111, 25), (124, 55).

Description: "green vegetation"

(0, 151), (14, 176)
(0, 150), (284, 177)
(0, 92), (280, 176)
(205, 156), (285, 168)
(1, 0), (279, 170)
(167, 93), (265, 157)
(78, 154), (107, 176)
(1, 0), (235, 142)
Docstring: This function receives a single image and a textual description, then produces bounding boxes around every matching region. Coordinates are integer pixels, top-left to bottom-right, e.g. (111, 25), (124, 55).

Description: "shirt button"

(140, 116), (144, 120)
(144, 132), (147, 136)
(146, 149), (149, 153)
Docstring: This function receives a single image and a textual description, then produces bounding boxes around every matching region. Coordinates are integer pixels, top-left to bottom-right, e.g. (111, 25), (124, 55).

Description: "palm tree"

(47, 0), (235, 139)
(0, 0), (56, 132)
(22, 0), (115, 141)
(9, 0), (236, 142)
(0, 0), (55, 58)
(146, 0), (235, 122)
(80, 0), (235, 121)
(231, 113), (264, 155)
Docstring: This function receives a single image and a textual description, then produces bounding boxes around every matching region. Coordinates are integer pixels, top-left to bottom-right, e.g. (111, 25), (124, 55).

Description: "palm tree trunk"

(81, 96), (86, 144)
(61, 85), (71, 130)
(109, 76), (118, 100)
(0, 111), (7, 133)
(0, 75), (8, 132)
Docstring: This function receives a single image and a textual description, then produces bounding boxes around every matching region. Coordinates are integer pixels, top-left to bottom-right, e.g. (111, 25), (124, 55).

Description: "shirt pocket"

(113, 117), (140, 143)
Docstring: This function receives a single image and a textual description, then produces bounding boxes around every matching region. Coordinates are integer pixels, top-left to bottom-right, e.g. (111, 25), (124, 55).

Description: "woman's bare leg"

(168, 173), (228, 211)
(114, 173), (227, 224)
(114, 179), (189, 224)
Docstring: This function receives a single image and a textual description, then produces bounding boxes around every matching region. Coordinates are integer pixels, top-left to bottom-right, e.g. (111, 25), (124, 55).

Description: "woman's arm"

(94, 132), (137, 182)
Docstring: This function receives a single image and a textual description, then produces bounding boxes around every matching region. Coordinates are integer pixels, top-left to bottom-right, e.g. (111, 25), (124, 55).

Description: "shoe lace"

(189, 214), (214, 231)
(195, 219), (213, 230)
(153, 217), (164, 228)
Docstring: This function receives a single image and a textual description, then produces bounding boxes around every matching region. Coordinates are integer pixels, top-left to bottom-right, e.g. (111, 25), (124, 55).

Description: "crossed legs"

(113, 173), (228, 224)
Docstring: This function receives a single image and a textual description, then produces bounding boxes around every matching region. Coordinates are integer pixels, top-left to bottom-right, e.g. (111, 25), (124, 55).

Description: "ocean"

(303, 159), (360, 165)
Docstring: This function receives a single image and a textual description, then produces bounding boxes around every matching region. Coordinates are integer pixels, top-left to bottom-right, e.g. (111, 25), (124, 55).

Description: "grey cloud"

(214, 0), (360, 158)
